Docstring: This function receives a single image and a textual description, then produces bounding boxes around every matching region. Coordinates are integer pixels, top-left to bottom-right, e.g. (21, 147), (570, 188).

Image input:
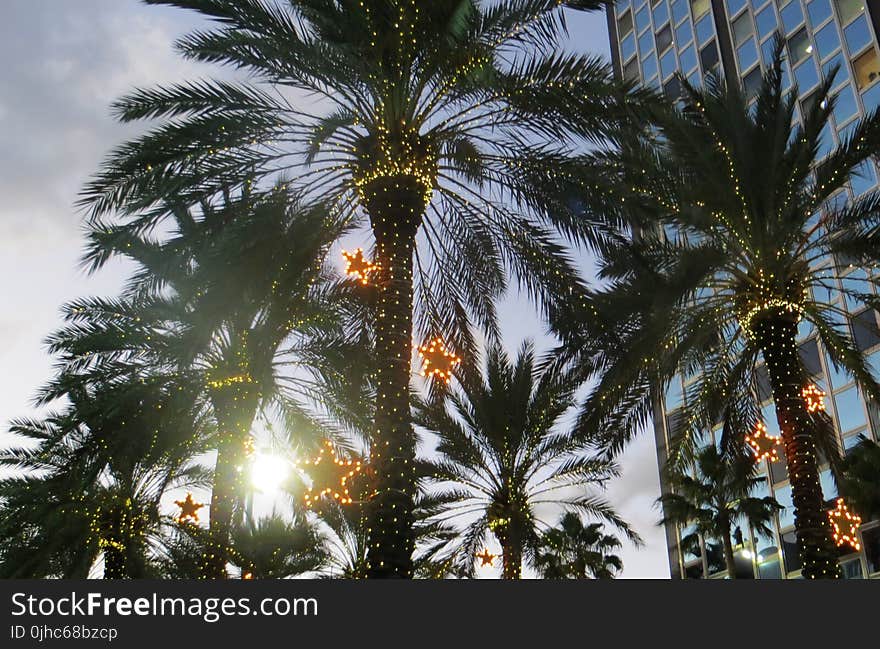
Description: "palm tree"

(230, 514), (327, 578)
(80, 0), (643, 577)
(569, 42), (880, 579)
(64, 189), (359, 577)
(0, 374), (208, 578)
(658, 445), (780, 579)
(416, 341), (640, 579)
(839, 436), (880, 522)
(534, 513), (623, 579)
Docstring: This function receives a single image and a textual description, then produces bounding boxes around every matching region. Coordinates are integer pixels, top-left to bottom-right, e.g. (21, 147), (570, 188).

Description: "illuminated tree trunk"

(363, 176), (423, 579)
(494, 522), (523, 579)
(753, 313), (840, 579)
(202, 390), (259, 579)
(103, 546), (126, 579)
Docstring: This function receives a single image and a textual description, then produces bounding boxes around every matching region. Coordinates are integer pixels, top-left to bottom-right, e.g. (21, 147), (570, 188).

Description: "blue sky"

(0, 0), (669, 578)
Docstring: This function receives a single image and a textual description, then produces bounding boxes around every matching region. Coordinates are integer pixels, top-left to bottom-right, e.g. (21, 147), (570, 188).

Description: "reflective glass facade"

(608, 0), (880, 579)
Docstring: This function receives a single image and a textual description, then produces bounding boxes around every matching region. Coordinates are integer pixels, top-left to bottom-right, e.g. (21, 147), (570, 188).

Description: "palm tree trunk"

(495, 525), (523, 579)
(364, 176), (424, 579)
(103, 546), (126, 579)
(754, 313), (841, 579)
(721, 529), (737, 579)
(202, 391), (258, 579)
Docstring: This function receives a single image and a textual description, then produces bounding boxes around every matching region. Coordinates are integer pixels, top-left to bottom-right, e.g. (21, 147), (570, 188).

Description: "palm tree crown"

(534, 512), (623, 579)
(416, 341), (639, 579)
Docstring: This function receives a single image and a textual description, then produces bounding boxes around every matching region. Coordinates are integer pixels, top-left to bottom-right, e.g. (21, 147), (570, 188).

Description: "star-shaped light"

(174, 493), (205, 525)
(802, 383), (827, 413)
(828, 498), (862, 551)
(476, 549), (497, 567)
(417, 337), (461, 383)
(342, 248), (379, 285)
(297, 440), (364, 508)
(745, 421), (782, 463)
(242, 571), (254, 580)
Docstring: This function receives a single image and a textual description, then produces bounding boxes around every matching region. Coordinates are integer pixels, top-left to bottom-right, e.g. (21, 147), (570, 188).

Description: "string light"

(475, 549), (497, 567)
(802, 384), (827, 413)
(174, 493), (205, 525)
(342, 248), (380, 285)
(297, 440), (364, 507)
(745, 421), (782, 463)
(828, 498), (861, 551)
(417, 337), (461, 383)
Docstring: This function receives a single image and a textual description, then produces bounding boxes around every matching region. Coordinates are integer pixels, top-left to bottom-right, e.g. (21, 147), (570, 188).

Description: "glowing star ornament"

(174, 493), (205, 525)
(342, 248), (379, 286)
(802, 384), (827, 413)
(417, 337), (461, 383)
(476, 549), (497, 567)
(828, 498), (862, 551)
(745, 421), (782, 463)
(242, 571), (254, 580)
(297, 440), (364, 508)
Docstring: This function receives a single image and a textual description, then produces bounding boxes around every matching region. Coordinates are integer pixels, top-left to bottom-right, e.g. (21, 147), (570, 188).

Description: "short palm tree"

(839, 436), (880, 522)
(65, 189), (358, 577)
(571, 43), (880, 578)
(0, 374), (208, 578)
(81, 0), (642, 577)
(659, 445), (780, 579)
(534, 513), (623, 579)
(230, 514), (327, 578)
(416, 341), (639, 579)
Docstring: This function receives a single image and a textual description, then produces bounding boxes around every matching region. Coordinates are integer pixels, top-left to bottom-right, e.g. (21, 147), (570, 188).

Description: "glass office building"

(606, 0), (880, 578)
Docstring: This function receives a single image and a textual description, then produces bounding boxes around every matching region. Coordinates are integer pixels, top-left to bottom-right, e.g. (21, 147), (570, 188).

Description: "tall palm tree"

(415, 341), (640, 579)
(569, 42), (880, 578)
(534, 513), (623, 579)
(839, 436), (880, 522)
(66, 189), (359, 577)
(80, 0), (642, 577)
(658, 445), (780, 579)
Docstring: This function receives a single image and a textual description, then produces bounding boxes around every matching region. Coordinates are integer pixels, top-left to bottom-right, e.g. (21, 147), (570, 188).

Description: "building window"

(676, 18), (694, 46)
(781, 531), (802, 573)
(624, 56), (641, 82)
(652, 0), (670, 27)
(755, 5), (778, 39)
(853, 47), (880, 89)
(814, 20), (841, 60)
(664, 75), (684, 100)
(672, 0), (689, 23)
(845, 14), (873, 56)
(690, 0), (710, 19)
(728, 0), (748, 16)
(780, 0), (805, 34)
(621, 31), (637, 62)
(656, 23), (674, 52)
(636, 3), (651, 33)
(639, 29), (655, 57)
(680, 43), (698, 72)
(852, 160), (878, 195)
(841, 557), (864, 579)
(861, 524), (880, 574)
(660, 48), (678, 78)
(788, 28), (813, 64)
(642, 52), (659, 79)
(822, 52), (850, 87)
(852, 309), (880, 351)
(837, 0), (865, 26)
(834, 386), (868, 433)
(700, 40), (720, 74)
(696, 11), (715, 44)
(619, 10), (634, 37)
(732, 11), (754, 45)
(806, 0), (833, 28)
(793, 55), (820, 92)
(738, 38), (760, 71)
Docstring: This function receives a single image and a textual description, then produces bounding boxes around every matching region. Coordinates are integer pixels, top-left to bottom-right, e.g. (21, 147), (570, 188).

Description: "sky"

(0, 0), (669, 578)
